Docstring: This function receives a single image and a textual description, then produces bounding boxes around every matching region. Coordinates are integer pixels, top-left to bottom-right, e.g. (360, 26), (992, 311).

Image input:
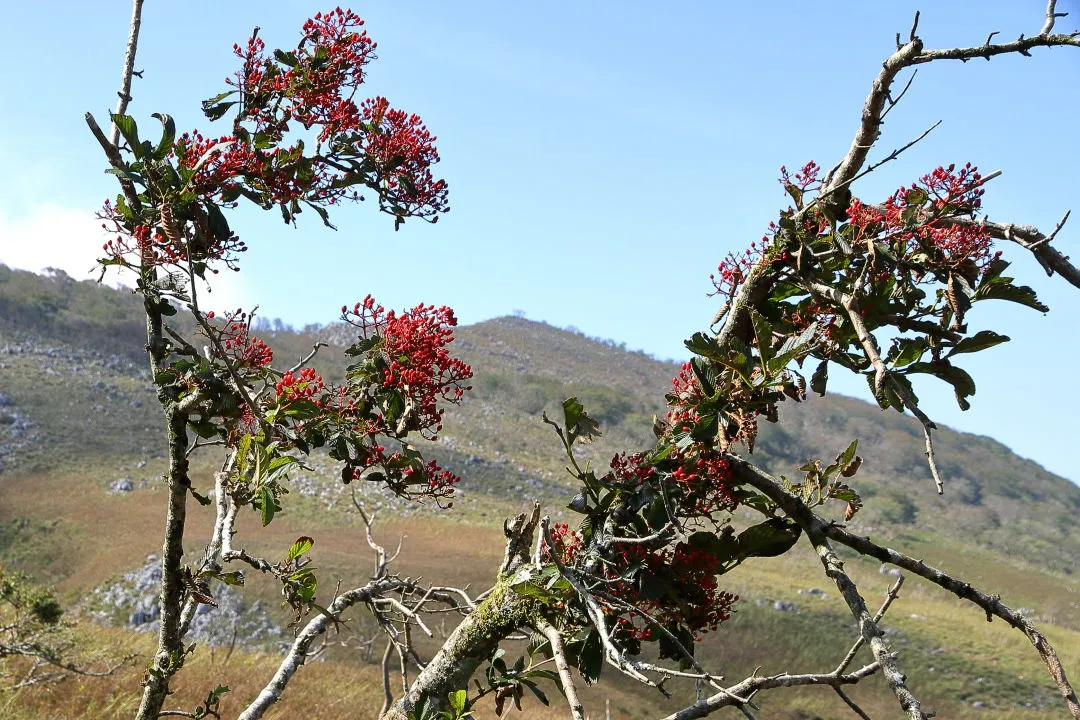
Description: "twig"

(380, 639), (395, 717)
(727, 457), (1080, 720)
(835, 575), (905, 675)
(288, 342), (328, 374)
(805, 531), (929, 719)
(944, 215), (1080, 288)
(109, 0), (145, 147)
(659, 662), (880, 720)
(539, 518), (662, 691)
(1043, 0), (1069, 35)
(537, 621), (586, 720)
(834, 687), (873, 720)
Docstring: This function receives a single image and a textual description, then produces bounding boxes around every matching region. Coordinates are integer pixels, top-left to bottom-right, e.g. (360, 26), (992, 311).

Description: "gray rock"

(109, 478), (135, 493)
(773, 600), (797, 612)
(90, 555), (281, 650)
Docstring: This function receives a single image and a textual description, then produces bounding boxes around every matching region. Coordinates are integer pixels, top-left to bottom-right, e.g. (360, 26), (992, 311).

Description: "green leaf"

(383, 388), (406, 424)
(658, 624), (695, 667)
(214, 570), (245, 587)
(904, 187), (928, 206)
(151, 113), (176, 160)
(770, 324), (818, 374)
(205, 202), (232, 241)
(578, 630), (603, 685)
(448, 689), (467, 714)
(947, 330), (1010, 357)
(236, 434), (252, 479)
(973, 273), (1049, 312)
(638, 571), (667, 601)
(202, 90), (235, 107)
(906, 361), (975, 410)
(684, 332), (725, 361)
(521, 679), (550, 706)
(891, 337), (927, 368)
(736, 518), (801, 559)
(689, 357), (716, 398)
(287, 536), (314, 561)
(154, 369), (178, 385)
(837, 440), (859, 469)
(281, 398), (322, 420)
(265, 455), (299, 483)
(562, 397), (601, 444)
(190, 488), (212, 506)
(509, 581), (563, 605)
(188, 419), (219, 440)
(259, 486), (276, 526)
(784, 182), (804, 209)
(810, 359), (828, 396)
(112, 114), (140, 154)
(687, 530), (739, 566)
(751, 311), (774, 372)
(273, 48), (300, 67)
(305, 199), (337, 228)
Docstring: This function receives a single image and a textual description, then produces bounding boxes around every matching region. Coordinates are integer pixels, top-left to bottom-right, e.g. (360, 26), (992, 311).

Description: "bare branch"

(823, 13), (1078, 201)
(942, 214), (1080, 288)
(835, 575), (905, 676)
(821, 39), (924, 198)
(287, 342), (328, 374)
(834, 687), (873, 720)
(85, 112), (142, 213)
(915, 32), (1080, 65)
(660, 662), (880, 720)
(380, 639), (395, 717)
(1043, 0), (1069, 35)
(109, 0), (145, 147)
(537, 621), (586, 720)
(805, 530), (929, 719)
(237, 578), (413, 720)
(728, 457), (1080, 719)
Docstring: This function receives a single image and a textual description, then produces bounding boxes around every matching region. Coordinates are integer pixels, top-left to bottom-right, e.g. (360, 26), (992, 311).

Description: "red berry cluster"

(175, 130), (315, 207)
(603, 541), (737, 640)
(213, 310), (273, 370)
(360, 96), (449, 222)
(98, 199), (247, 272)
(231, 8), (376, 142)
(877, 163), (994, 271)
(275, 367), (325, 403)
(666, 363), (703, 432)
(343, 295), (473, 438)
(668, 450), (738, 516)
(178, 8), (446, 224)
(606, 452), (657, 487)
(544, 523), (584, 565)
(779, 160), (822, 193)
(709, 235), (779, 299)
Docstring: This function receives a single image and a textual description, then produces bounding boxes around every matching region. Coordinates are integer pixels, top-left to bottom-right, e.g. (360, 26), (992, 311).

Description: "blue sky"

(1, 1), (1078, 483)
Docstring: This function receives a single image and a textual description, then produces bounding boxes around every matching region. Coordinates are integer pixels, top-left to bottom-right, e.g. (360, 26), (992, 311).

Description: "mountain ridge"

(2, 262), (1078, 579)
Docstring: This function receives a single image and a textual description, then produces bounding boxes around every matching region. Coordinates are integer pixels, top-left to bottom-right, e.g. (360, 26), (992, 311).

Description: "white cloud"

(0, 202), (255, 312)
(0, 202), (105, 281)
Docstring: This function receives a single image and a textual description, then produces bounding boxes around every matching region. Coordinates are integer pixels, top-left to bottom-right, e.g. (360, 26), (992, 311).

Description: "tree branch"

(537, 621), (585, 720)
(728, 456), (1080, 719)
(109, 0), (144, 146)
(659, 662), (880, 720)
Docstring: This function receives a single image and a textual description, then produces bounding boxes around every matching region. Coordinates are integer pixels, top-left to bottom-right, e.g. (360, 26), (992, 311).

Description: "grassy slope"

(1, 265), (1078, 718)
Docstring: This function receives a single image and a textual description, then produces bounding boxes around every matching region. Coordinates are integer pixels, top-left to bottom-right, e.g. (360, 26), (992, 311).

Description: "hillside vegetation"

(1, 265), (1077, 718)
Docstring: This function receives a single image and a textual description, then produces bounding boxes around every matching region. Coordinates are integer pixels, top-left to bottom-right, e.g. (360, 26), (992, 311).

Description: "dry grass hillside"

(1, 265), (1077, 718)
